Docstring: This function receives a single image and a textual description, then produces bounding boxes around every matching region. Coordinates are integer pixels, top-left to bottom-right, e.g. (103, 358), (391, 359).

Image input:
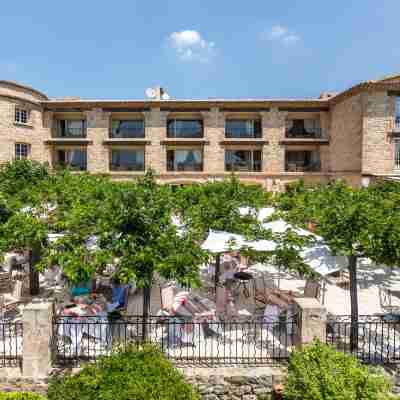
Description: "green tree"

(283, 340), (393, 400)
(43, 172), (208, 323)
(277, 180), (400, 350)
(0, 160), (51, 294)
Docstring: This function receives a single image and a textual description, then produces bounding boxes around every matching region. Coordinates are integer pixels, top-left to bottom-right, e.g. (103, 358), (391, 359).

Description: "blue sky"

(1, 1), (399, 100)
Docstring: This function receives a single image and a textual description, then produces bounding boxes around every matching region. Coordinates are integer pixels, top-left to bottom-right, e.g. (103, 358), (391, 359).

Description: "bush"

(0, 393), (45, 400)
(283, 340), (393, 400)
(47, 345), (199, 400)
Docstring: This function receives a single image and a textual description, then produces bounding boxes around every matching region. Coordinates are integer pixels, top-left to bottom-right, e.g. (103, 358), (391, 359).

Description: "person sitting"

(107, 278), (130, 313)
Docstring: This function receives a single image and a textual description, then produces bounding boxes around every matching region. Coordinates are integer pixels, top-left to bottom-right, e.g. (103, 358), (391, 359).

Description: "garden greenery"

(47, 345), (199, 400)
(283, 340), (394, 400)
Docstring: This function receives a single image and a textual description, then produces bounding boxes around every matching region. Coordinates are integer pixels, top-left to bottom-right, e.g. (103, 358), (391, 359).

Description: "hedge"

(0, 394), (45, 400)
(47, 345), (199, 400)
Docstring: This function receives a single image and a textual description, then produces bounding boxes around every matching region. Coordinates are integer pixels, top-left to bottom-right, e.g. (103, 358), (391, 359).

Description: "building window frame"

(54, 148), (87, 171)
(285, 118), (322, 139)
(395, 139), (400, 170)
(167, 119), (204, 139)
(110, 119), (145, 139)
(395, 97), (400, 131)
(166, 148), (204, 172)
(109, 148), (145, 171)
(225, 119), (262, 139)
(225, 149), (262, 172)
(15, 107), (29, 125)
(285, 150), (321, 172)
(56, 119), (87, 138)
(15, 143), (30, 160)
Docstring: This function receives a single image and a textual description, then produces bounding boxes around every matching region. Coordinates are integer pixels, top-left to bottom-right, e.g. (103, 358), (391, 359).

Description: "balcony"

(284, 119), (328, 142)
(110, 149), (145, 172)
(110, 120), (145, 139)
(225, 119), (262, 139)
(53, 120), (86, 138)
(285, 150), (321, 172)
(53, 149), (87, 171)
(225, 150), (262, 172)
(166, 149), (203, 172)
(167, 120), (203, 139)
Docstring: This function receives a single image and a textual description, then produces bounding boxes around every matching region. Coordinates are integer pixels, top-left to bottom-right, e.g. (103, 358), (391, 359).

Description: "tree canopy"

(277, 179), (400, 348)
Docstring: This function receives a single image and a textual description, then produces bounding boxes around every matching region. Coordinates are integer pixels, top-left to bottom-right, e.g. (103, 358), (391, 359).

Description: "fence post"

(294, 298), (326, 350)
(22, 301), (53, 380)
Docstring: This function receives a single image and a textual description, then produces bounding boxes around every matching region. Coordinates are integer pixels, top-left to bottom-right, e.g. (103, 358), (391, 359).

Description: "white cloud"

(168, 30), (216, 62)
(263, 25), (301, 45)
(269, 25), (288, 39)
(283, 34), (300, 44)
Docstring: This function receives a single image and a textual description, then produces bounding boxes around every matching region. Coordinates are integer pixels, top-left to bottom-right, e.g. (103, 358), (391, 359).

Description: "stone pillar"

(86, 108), (110, 173)
(294, 298), (326, 350)
(23, 301), (53, 380)
(203, 107), (224, 175)
(145, 108), (167, 174)
(264, 108), (286, 174)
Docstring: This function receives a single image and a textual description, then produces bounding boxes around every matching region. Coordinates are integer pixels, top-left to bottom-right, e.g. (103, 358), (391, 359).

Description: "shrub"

(283, 340), (393, 400)
(0, 393), (45, 400)
(47, 345), (199, 400)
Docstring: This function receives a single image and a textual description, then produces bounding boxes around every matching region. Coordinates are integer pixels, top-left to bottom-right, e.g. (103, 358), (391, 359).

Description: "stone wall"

(182, 367), (283, 400)
(362, 91), (396, 174)
(329, 93), (363, 173)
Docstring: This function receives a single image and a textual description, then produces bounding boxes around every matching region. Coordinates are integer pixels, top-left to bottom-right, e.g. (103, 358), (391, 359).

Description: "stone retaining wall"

(181, 367), (284, 400)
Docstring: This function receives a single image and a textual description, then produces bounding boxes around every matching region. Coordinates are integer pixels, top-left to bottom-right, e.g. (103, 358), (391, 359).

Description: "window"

(56, 120), (86, 138)
(110, 149), (145, 171)
(395, 140), (400, 170)
(167, 149), (203, 171)
(225, 120), (262, 139)
(15, 108), (28, 124)
(225, 150), (262, 172)
(167, 120), (203, 138)
(110, 120), (145, 138)
(285, 150), (321, 172)
(396, 97), (400, 130)
(15, 143), (29, 160)
(286, 119), (321, 138)
(55, 149), (87, 171)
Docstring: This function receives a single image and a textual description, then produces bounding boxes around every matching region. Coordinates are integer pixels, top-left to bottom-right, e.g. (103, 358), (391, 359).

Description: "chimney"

(155, 87), (164, 100)
(318, 92), (337, 99)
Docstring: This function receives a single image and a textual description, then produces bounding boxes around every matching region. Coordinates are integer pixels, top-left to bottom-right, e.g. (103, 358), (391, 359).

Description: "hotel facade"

(1, 75), (400, 190)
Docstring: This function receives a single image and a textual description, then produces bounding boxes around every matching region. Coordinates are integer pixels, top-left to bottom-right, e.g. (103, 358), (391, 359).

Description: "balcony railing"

(395, 116), (400, 132)
(285, 161), (321, 172)
(53, 120), (87, 139)
(285, 119), (326, 139)
(167, 162), (203, 172)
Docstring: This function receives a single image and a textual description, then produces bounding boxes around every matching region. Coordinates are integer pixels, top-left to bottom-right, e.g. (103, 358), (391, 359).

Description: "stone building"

(1, 74), (400, 190)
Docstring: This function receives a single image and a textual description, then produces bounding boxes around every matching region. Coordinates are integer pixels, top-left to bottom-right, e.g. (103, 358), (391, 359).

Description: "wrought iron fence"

(0, 321), (23, 367)
(326, 315), (400, 364)
(53, 315), (296, 366)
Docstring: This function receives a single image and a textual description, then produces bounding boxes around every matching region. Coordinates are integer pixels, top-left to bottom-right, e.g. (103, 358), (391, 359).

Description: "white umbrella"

(201, 230), (276, 254)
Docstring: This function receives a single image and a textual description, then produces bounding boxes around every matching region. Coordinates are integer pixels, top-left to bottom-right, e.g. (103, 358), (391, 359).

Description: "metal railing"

(53, 315), (296, 366)
(326, 315), (400, 364)
(285, 127), (326, 139)
(0, 322), (23, 367)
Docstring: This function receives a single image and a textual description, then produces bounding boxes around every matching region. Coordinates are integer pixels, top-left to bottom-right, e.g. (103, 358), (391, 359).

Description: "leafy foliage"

(47, 345), (199, 400)
(0, 159), (49, 206)
(0, 393), (45, 400)
(283, 340), (393, 400)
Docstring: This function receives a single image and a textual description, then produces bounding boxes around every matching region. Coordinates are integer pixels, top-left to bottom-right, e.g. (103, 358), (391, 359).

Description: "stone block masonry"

(183, 366), (284, 400)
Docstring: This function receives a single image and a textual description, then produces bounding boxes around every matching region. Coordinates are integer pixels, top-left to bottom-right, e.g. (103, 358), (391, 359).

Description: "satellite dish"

(145, 87), (156, 99)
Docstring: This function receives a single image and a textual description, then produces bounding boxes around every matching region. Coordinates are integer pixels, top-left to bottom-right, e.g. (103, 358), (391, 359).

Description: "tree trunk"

(214, 253), (221, 293)
(142, 279), (152, 342)
(29, 247), (41, 296)
(348, 255), (358, 352)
